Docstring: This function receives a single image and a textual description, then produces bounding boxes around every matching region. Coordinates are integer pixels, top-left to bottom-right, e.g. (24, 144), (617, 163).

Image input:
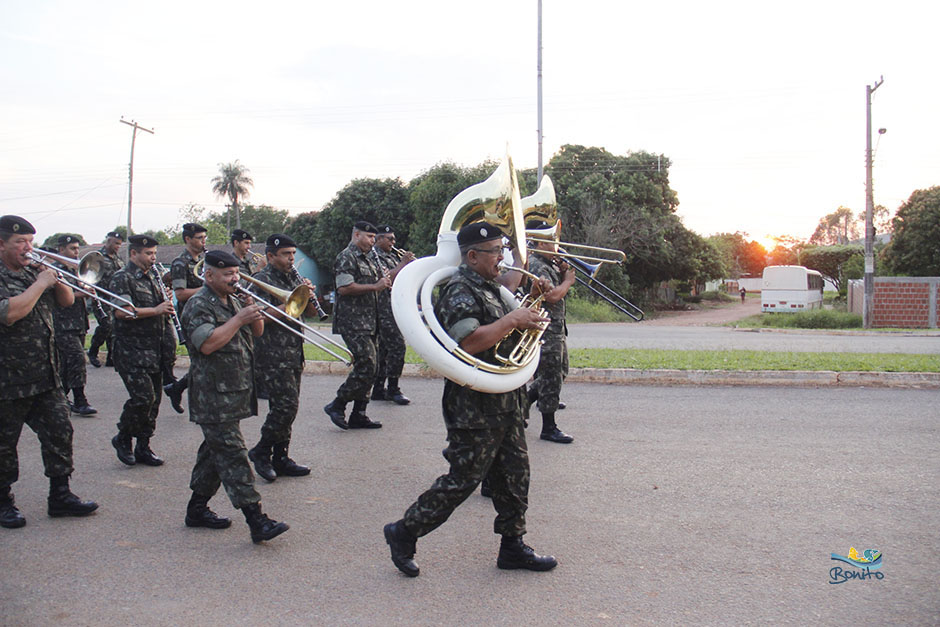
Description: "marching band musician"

(108, 234), (173, 467)
(383, 222), (557, 577)
(180, 250), (288, 543)
(163, 222), (207, 413)
(87, 230), (124, 368)
(230, 228), (264, 278)
(52, 235), (97, 416)
(323, 220), (387, 430)
(524, 220), (575, 444)
(246, 234), (317, 482)
(1, 215), (98, 529)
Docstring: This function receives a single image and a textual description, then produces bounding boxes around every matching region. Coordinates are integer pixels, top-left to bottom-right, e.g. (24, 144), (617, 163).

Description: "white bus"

(761, 265), (824, 313)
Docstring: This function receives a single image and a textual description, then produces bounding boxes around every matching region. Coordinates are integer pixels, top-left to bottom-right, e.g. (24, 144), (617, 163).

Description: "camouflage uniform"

(109, 262), (168, 439)
(401, 264), (529, 538)
(527, 253), (568, 414)
(88, 247), (124, 360)
(168, 250), (203, 373)
(332, 242), (381, 403)
(0, 264), (74, 489)
(250, 264), (305, 444)
(51, 261), (89, 391)
(181, 286), (260, 508)
(370, 247), (406, 382)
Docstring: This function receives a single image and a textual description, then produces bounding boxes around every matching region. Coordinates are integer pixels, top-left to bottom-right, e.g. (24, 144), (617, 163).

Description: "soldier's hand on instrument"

(530, 278), (552, 297)
(376, 276), (392, 291)
(155, 300), (175, 315)
(37, 267), (61, 289)
(240, 293), (256, 307)
(235, 304), (264, 324)
(507, 306), (550, 330)
(556, 259), (570, 274)
(402, 251), (415, 263)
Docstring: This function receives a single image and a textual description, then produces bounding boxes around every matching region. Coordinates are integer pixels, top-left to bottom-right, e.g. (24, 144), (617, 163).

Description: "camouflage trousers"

(56, 332), (87, 390)
(532, 332), (568, 414)
(376, 311), (406, 380)
(0, 388), (74, 488)
(89, 310), (113, 356)
(116, 370), (162, 438)
(255, 367), (302, 445)
(336, 333), (377, 403)
(402, 416), (529, 538)
(161, 324), (178, 380)
(190, 421), (260, 509)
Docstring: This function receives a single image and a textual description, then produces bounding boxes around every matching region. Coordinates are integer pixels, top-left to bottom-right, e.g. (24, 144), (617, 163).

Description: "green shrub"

(760, 309), (862, 329)
(566, 297), (634, 323)
(699, 290), (736, 302)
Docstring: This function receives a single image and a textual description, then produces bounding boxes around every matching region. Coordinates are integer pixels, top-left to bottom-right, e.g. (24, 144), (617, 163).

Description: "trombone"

(245, 249), (265, 273)
(194, 259), (351, 364)
(558, 252), (645, 322)
(26, 250), (138, 318)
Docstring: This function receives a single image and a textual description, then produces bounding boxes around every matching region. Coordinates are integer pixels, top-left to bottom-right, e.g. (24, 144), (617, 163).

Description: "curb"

(169, 356), (940, 389)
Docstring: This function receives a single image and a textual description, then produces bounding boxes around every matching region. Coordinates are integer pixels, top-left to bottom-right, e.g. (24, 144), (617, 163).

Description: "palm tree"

(211, 160), (254, 229)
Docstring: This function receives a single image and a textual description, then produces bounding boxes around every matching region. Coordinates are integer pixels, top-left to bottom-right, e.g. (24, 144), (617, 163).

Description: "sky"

(2, 1), (938, 251)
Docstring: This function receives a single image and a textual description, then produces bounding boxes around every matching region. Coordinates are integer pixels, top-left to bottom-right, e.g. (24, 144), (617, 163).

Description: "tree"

(802, 244), (863, 295)
(207, 204), (290, 240)
(881, 186), (940, 276)
(41, 233), (87, 248)
(809, 206), (859, 245)
(211, 160), (254, 230)
(706, 232), (768, 277)
(858, 204), (893, 236)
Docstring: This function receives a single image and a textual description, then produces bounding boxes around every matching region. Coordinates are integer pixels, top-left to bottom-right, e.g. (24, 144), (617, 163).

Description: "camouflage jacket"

(170, 249), (203, 294)
(333, 242), (381, 335)
(52, 260), (89, 335)
(370, 247), (397, 317)
(527, 253), (566, 336)
(109, 261), (168, 373)
(94, 247), (125, 288)
(435, 264), (525, 430)
(250, 264), (305, 370)
(0, 264), (59, 399)
(181, 285), (257, 424)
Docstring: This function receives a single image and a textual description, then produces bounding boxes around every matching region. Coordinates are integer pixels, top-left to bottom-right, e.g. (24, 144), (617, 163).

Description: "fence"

(848, 277), (940, 328)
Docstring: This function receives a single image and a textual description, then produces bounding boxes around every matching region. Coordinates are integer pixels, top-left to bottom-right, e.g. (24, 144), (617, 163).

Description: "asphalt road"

(2, 369), (937, 625)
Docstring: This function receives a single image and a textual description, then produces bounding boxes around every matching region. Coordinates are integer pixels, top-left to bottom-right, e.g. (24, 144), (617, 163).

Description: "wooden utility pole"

(864, 77), (883, 329)
(119, 117), (154, 261)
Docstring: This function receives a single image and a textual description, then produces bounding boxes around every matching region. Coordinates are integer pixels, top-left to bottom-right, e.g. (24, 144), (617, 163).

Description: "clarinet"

(153, 262), (187, 345)
(289, 265), (329, 321)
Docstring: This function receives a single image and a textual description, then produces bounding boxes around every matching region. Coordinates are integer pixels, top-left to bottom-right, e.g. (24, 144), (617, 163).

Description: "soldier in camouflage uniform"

(383, 222), (558, 577)
(181, 249), (289, 544)
(524, 220), (575, 444)
(247, 233), (320, 482)
(163, 223), (207, 413)
(108, 234), (173, 468)
(323, 221), (388, 430)
(0, 215), (98, 529)
(231, 228), (264, 279)
(52, 235), (97, 416)
(87, 230), (124, 368)
(369, 224), (415, 405)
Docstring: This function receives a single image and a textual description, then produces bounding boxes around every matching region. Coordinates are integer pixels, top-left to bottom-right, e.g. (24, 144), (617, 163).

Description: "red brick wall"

(872, 280), (932, 328)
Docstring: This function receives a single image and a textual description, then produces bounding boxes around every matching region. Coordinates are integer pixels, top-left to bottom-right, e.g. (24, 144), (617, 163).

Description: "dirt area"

(642, 298), (762, 326)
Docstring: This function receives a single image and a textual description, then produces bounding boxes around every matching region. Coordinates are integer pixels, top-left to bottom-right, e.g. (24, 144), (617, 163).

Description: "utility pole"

(864, 76), (883, 329)
(536, 0), (544, 183)
(119, 117), (154, 261)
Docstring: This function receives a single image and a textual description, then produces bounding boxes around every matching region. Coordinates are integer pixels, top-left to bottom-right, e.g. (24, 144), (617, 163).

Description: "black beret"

(457, 222), (503, 248)
(182, 222), (207, 237)
(353, 220), (377, 233)
(376, 224), (394, 235)
(205, 250), (240, 268)
(106, 231), (123, 240)
(57, 234), (79, 246)
(265, 233), (296, 250)
(128, 234), (159, 247)
(0, 215), (35, 235)
(525, 219), (552, 231)
(230, 229), (252, 242)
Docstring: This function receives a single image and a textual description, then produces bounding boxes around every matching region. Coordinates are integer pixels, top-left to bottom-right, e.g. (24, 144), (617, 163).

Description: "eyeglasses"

(471, 246), (507, 256)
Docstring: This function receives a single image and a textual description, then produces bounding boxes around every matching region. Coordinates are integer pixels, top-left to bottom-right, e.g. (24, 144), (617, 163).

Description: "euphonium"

(390, 154), (541, 393)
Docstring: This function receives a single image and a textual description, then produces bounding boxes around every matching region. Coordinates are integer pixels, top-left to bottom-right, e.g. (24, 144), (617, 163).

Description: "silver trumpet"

(26, 250), (137, 318)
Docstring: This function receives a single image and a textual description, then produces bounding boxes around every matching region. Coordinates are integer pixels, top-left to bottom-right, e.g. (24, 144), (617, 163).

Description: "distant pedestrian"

(740, 287), (747, 303)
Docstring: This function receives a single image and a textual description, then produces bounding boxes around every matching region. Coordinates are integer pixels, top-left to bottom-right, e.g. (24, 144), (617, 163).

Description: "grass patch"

(566, 297), (635, 323)
(732, 310), (862, 329)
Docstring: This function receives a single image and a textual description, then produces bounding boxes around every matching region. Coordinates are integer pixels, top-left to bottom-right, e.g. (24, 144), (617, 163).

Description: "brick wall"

(871, 277), (940, 328)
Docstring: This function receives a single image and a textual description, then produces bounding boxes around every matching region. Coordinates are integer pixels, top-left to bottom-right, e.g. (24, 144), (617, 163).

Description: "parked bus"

(761, 265), (824, 313)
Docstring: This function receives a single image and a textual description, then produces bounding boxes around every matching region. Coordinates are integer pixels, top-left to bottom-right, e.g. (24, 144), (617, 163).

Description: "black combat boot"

(47, 476), (98, 518)
(241, 503), (289, 543)
(383, 520), (420, 577)
(348, 399), (382, 429)
(134, 437), (165, 466)
(371, 377), (387, 401)
(0, 487), (26, 529)
(248, 439), (277, 482)
(271, 442), (310, 477)
(104, 352), (114, 367)
(386, 377), (410, 405)
(87, 348), (102, 368)
(324, 398), (349, 430)
(540, 413), (573, 444)
(71, 387), (98, 416)
(496, 535), (558, 571)
(527, 386), (539, 409)
(163, 377), (186, 414)
(111, 433), (136, 465)
(480, 477), (493, 498)
(185, 492), (231, 529)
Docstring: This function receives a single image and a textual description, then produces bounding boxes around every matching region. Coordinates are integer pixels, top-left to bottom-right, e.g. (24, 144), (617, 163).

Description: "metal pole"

(119, 118), (154, 262)
(536, 0), (543, 183)
(864, 76), (883, 329)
